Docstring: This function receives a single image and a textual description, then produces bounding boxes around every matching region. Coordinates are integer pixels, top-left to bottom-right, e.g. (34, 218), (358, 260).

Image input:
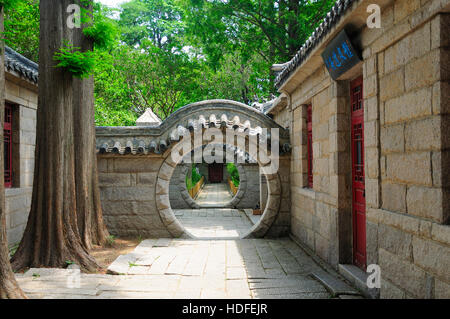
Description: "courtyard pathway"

(15, 238), (362, 299)
(175, 208), (253, 238)
(195, 183), (233, 207)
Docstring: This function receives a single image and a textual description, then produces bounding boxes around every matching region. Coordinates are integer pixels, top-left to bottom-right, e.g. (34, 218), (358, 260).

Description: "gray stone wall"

(260, 174), (268, 211)
(235, 164), (261, 209)
(169, 164), (190, 209)
(98, 151), (290, 239)
(363, 9), (450, 299)
(98, 156), (172, 238)
(5, 76), (37, 245)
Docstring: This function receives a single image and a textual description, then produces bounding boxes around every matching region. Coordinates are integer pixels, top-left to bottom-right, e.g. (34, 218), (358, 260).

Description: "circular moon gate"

(155, 138), (282, 239)
(176, 146), (249, 209)
(96, 100), (290, 239)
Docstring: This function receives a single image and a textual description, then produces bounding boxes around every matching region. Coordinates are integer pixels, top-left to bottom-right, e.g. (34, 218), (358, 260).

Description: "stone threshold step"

(338, 264), (380, 299)
(311, 270), (361, 297)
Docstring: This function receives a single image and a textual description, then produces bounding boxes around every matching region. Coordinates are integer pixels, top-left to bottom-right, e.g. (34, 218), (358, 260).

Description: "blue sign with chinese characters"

(321, 29), (361, 80)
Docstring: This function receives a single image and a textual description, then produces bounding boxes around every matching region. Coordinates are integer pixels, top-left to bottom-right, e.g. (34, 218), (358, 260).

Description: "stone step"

(338, 264), (379, 299)
(311, 270), (361, 297)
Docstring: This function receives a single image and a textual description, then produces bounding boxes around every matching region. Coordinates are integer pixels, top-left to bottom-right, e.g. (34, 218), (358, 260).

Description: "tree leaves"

(119, 0), (184, 50)
(3, 0), (39, 62)
(3, 0), (337, 126)
(54, 2), (118, 79)
(53, 42), (95, 78)
(83, 6), (118, 50)
(0, 0), (22, 11)
(83, 19), (117, 50)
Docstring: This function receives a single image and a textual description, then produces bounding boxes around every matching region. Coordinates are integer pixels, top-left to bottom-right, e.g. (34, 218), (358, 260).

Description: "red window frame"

(4, 103), (13, 188)
(306, 104), (313, 188)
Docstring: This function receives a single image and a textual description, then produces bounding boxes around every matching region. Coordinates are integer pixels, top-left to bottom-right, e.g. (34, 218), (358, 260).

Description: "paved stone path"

(195, 183), (233, 207)
(175, 208), (253, 238)
(15, 238), (361, 299)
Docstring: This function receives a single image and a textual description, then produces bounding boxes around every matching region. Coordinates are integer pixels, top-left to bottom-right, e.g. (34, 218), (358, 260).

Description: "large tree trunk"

(72, 0), (109, 249)
(11, 0), (99, 272)
(0, 7), (27, 299)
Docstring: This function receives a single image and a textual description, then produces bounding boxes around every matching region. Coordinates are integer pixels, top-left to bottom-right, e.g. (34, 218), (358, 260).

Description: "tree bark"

(0, 7), (27, 299)
(72, 0), (109, 249)
(11, 0), (100, 272)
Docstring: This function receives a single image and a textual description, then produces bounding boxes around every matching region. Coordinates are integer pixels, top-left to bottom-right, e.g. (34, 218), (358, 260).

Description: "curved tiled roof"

(4, 46), (38, 84)
(275, 0), (356, 88)
(96, 99), (291, 155)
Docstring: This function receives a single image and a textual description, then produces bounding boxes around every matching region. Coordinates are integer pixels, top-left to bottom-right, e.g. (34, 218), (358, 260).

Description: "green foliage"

(180, 0), (336, 96)
(93, 49), (138, 126)
(53, 43), (95, 79)
(0, 0), (22, 10)
(227, 163), (240, 187)
(105, 235), (116, 247)
(83, 14), (118, 50)
(191, 165), (202, 185)
(3, 0), (39, 62)
(186, 164), (203, 190)
(119, 0), (184, 50)
(3, 0), (338, 125)
(92, 0), (337, 124)
(94, 43), (208, 122)
(53, 1), (117, 78)
(9, 243), (19, 257)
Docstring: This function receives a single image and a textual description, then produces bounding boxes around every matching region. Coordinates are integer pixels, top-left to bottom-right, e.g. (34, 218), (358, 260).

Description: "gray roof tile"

(4, 46), (38, 84)
(275, 0), (356, 88)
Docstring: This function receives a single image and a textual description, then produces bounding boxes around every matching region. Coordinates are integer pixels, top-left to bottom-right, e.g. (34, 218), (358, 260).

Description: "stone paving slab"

(22, 268), (81, 278)
(107, 253), (145, 275)
(25, 293), (100, 299)
(339, 294), (365, 299)
(195, 183), (233, 207)
(251, 292), (331, 299)
(175, 208), (253, 238)
(98, 291), (175, 299)
(16, 238), (362, 299)
(248, 276), (323, 289)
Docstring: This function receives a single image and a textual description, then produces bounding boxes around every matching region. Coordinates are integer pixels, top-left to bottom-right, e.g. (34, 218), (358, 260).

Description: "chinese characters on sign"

(321, 29), (362, 80)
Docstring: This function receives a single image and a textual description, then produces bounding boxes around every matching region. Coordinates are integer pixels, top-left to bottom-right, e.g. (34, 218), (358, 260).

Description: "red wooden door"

(307, 104), (313, 188)
(4, 103), (12, 188)
(351, 76), (366, 270)
(208, 163), (223, 183)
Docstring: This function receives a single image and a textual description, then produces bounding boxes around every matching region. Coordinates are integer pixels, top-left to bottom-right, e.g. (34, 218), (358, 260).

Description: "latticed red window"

(4, 103), (12, 188)
(306, 104), (313, 188)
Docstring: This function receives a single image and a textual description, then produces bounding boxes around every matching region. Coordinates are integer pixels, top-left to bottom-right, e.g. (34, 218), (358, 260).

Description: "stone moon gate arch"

(174, 149), (249, 210)
(96, 100), (291, 239)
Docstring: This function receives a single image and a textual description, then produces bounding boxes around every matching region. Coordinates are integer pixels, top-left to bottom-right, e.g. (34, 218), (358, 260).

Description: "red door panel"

(4, 103), (12, 188)
(351, 76), (366, 270)
(307, 104), (313, 188)
(208, 163), (223, 183)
